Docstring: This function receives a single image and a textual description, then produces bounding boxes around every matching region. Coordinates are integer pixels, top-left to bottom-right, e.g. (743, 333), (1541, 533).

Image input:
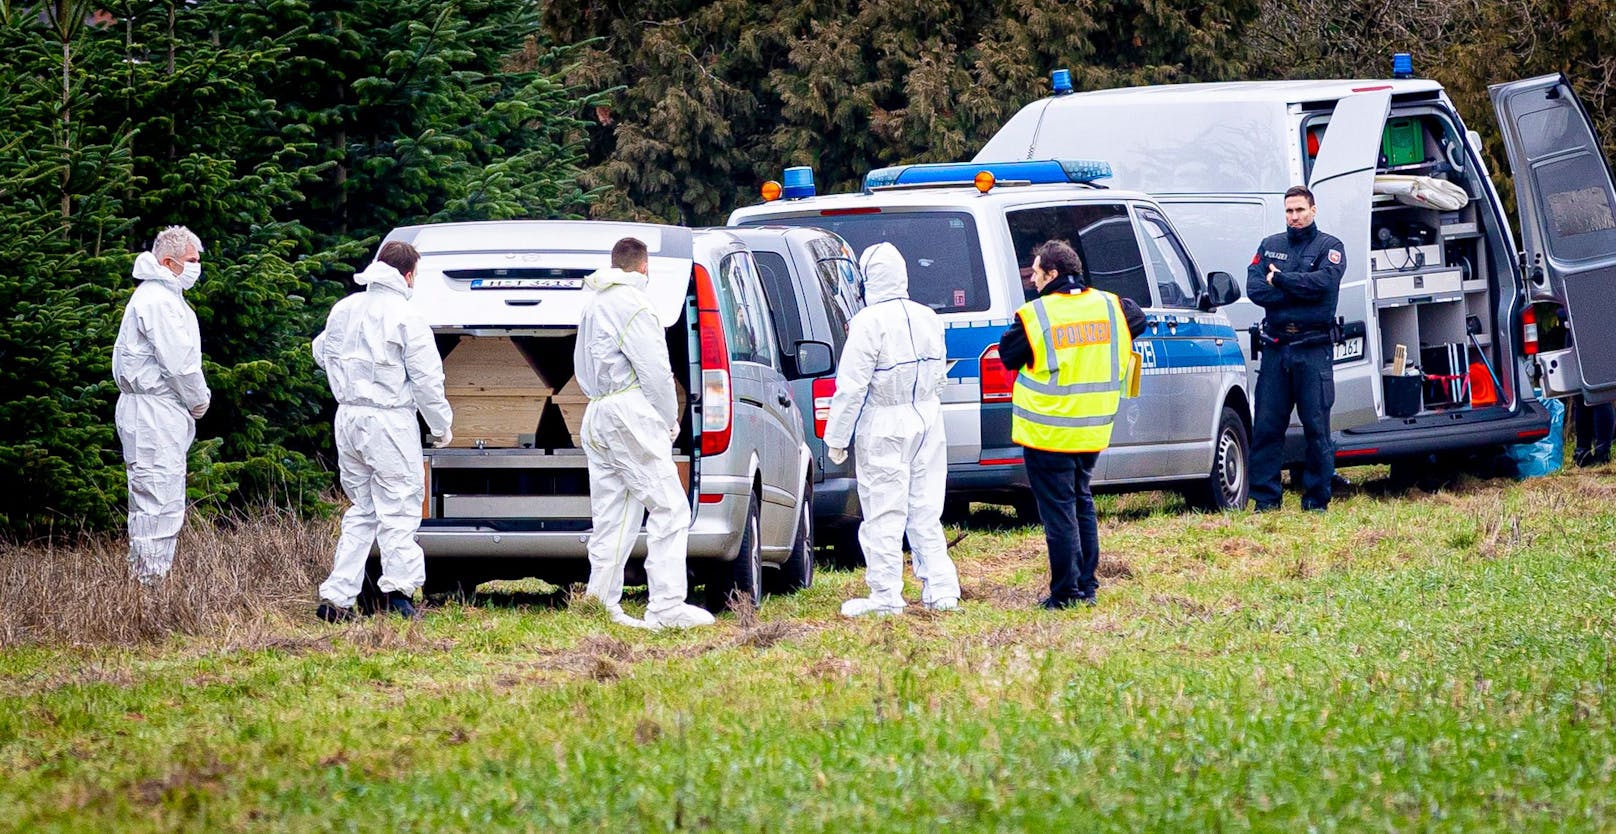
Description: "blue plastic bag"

(1504, 394), (1565, 479)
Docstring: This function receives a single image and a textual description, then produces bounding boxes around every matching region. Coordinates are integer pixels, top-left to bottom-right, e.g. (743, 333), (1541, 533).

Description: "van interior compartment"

(426, 304), (698, 521)
(1358, 109), (1501, 419)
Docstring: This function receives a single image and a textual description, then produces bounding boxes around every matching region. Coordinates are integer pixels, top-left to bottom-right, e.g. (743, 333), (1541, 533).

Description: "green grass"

(3, 466), (1615, 832)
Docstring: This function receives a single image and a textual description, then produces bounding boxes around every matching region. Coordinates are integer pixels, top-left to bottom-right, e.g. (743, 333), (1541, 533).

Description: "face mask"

(179, 261), (201, 289)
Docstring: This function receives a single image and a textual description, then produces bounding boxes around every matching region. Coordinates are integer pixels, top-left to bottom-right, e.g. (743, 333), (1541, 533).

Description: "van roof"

(1059, 78), (1445, 106)
(382, 220), (706, 331)
(730, 181), (1156, 221)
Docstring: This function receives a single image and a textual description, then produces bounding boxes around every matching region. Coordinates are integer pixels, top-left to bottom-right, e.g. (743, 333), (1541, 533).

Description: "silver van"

(973, 66), (1614, 470)
(382, 221), (826, 608)
(726, 226), (867, 560)
(730, 163), (1250, 513)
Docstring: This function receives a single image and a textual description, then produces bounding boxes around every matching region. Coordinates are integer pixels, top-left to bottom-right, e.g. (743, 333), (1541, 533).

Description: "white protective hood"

(355, 260), (412, 297)
(132, 251), (195, 290)
(859, 243), (910, 305)
(584, 267), (651, 294)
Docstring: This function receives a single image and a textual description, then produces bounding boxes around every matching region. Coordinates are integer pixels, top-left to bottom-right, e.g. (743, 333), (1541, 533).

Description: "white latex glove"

(429, 428), (453, 448)
(669, 423), (679, 441)
(189, 401), (209, 419)
(828, 446), (848, 465)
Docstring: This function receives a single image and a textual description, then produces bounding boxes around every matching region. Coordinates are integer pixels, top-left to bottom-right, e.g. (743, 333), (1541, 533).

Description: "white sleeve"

(823, 313), (879, 449)
(400, 314), (453, 437)
(149, 301), (210, 410)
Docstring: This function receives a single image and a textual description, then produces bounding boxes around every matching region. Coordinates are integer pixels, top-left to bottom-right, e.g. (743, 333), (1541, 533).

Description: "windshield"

(737, 211), (991, 313)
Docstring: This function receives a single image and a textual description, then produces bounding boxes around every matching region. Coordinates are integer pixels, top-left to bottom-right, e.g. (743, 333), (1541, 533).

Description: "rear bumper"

(945, 458), (1030, 502)
(417, 489), (749, 562)
(1327, 400), (1551, 466)
(813, 475), (862, 530)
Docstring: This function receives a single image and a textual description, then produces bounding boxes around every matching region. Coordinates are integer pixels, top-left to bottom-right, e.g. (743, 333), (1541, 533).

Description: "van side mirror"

(792, 340), (835, 378)
(1199, 271), (1241, 311)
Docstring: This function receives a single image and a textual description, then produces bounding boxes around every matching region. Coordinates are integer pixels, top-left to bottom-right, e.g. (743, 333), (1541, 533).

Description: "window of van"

(1006, 203), (1152, 306)
(1136, 209), (1200, 308)
(745, 212), (991, 313)
(753, 251), (807, 354)
(718, 253), (778, 368)
(815, 257), (858, 346)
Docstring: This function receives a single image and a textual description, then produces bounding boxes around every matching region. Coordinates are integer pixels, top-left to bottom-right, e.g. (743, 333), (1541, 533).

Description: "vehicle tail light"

(1522, 304), (1539, 357)
(695, 265), (732, 456)
(980, 343), (1016, 403)
(811, 377), (836, 438)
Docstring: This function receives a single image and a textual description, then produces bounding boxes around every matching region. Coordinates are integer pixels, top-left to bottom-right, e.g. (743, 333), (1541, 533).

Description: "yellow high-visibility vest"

(1011, 288), (1128, 453)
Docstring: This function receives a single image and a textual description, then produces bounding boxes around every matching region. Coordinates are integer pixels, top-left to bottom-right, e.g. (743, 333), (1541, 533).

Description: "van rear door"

(1490, 74), (1616, 403)
(1306, 89), (1393, 431)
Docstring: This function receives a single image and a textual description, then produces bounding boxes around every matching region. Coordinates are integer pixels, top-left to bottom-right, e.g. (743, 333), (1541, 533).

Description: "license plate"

(469, 278), (582, 290)
(1333, 336), (1364, 362)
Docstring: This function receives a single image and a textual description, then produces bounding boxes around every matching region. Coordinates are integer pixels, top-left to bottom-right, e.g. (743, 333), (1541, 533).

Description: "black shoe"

(1039, 596), (1075, 610)
(316, 602), (357, 623)
(1074, 593), (1098, 607)
(1301, 503), (1329, 513)
(1253, 502), (1281, 513)
(386, 591), (418, 618)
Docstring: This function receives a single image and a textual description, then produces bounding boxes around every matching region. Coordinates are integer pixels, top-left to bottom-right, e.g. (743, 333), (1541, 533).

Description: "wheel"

(1185, 406), (1250, 511)
(706, 494), (763, 612)
(768, 483), (814, 594)
(1012, 494), (1042, 525)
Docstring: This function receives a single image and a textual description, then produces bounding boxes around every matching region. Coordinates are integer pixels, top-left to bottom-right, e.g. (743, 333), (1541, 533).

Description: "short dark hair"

(376, 240), (420, 275)
(1032, 239), (1083, 279)
(1284, 185), (1315, 206)
(611, 237), (649, 272)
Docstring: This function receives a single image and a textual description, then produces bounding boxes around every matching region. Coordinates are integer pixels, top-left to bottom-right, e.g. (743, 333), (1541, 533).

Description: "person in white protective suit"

(312, 241), (454, 621)
(576, 237), (715, 630)
(824, 242), (961, 616)
(113, 226), (211, 584)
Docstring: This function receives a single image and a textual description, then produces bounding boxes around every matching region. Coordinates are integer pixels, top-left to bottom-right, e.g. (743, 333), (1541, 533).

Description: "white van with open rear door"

(974, 61), (1605, 473)
(382, 220), (822, 610)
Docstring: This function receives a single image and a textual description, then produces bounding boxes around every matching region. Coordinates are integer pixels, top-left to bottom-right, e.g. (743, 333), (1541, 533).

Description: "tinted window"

(721, 253), (778, 368)
(816, 256), (861, 344)
(1136, 209), (1200, 308)
(753, 251), (806, 354)
(1006, 203), (1151, 306)
(741, 212), (991, 313)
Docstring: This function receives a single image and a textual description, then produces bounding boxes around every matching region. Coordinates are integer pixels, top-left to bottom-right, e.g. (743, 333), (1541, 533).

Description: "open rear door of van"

(1491, 74), (1616, 403)
(1307, 89), (1392, 431)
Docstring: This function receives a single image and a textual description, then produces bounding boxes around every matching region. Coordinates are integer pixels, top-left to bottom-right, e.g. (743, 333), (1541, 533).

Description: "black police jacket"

(1245, 223), (1345, 332)
(999, 275), (1146, 373)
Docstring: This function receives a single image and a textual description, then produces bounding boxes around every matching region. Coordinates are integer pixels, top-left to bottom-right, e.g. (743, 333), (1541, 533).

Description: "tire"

(768, 483), (814, 594)
(422, 558), (483, 602)
(1185, 406), (1250, 511)
(1011, 495), (1042, 525)
(706, 494), (763, 612)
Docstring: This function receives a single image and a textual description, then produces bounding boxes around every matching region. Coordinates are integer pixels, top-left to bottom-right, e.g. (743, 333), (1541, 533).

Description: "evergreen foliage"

(0, 0), (594, 537)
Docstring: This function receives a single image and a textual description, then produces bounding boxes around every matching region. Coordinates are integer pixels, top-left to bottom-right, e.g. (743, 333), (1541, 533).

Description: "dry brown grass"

(0, 511), (333, 648)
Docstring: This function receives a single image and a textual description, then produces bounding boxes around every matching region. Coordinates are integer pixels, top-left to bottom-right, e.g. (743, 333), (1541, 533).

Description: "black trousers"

(1573, 395), (1614, 466)
(1023, 446), (1101, 601)
(1251, 341), (1335, 510)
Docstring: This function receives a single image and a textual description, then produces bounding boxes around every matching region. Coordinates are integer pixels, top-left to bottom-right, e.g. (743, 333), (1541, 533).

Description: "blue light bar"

(862, 159), (1112, 191)
(782, 166), (816, 199)
(1051, 68), (1073, 95)
(1392, 52), (1413, 78)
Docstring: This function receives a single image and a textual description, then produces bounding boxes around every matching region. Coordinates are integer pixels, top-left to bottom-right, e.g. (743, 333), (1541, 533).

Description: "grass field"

(2, 465), (1614, 832)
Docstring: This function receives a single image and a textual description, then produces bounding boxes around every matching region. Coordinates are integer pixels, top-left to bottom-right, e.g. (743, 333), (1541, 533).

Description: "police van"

(971, 63), (1616, 470)
(729, 161), (1252, 512)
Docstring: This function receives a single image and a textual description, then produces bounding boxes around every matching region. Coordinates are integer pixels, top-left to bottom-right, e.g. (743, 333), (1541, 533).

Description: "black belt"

(1260, 323), (1333, 346)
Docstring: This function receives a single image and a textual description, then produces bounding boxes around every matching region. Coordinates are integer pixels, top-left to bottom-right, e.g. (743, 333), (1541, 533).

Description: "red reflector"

(1335, 448), (1378, 458)
(979, 343), (1016, 403)
(978, 457), (1022, 466)
(819, 207), (882, 216)
(1351, 85), (1393, 92)
(1517, 429), (1549, 440)
(698, 493), (724, 504)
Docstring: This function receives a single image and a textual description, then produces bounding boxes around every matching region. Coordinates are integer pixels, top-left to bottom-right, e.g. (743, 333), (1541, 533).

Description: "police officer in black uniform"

(1247, 185), (1346, 512)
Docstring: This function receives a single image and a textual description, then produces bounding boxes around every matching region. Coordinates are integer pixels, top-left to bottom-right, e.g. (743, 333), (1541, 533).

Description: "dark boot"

(316, 602), (357, 623)
(386, 591), (418, 618)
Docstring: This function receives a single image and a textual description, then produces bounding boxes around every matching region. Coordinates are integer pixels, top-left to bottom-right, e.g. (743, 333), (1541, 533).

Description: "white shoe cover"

(608, 606), (654, 630)
(840, 597), (906, 617)
(925, 597), (959, 612)
(644, 603), (716, 630)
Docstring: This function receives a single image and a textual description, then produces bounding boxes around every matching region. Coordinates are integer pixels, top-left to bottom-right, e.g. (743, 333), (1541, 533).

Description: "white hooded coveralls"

(824, 243), (961, 610)
(312, 261), (453, 607)
(113, 253), (211, 581)
(574, 266), (696, 623)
